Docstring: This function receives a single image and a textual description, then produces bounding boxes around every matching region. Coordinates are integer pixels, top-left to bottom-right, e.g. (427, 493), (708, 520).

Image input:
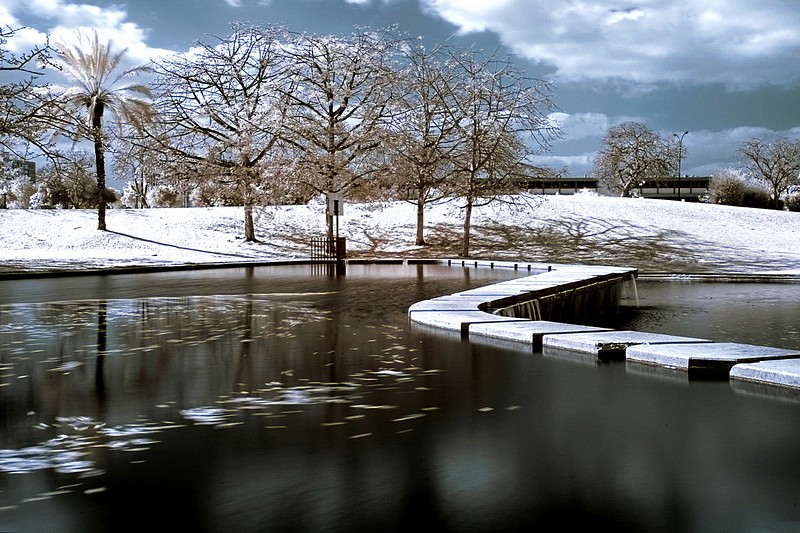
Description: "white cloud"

(2, 0), (175, 65)
(536, 115), (800, 177)
(420, 0), (800, 89)
(606, 8), (643, 25)
(0, 7), (48, 55)
(548, 112), (644, 141)
(531, 153), (596, 174)
(342, 0), (403, 5)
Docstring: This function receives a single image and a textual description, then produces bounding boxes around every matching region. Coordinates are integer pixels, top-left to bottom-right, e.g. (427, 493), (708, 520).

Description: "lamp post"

(674, 131), (688, 200)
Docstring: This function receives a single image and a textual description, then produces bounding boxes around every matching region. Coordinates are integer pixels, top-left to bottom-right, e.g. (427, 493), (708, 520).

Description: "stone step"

(407, 261), (800, 393)
(469, 320), (612, 351)
(730, 358), (800, 391)
(541, 331), (712, 361)
(627, 342), (800, 380)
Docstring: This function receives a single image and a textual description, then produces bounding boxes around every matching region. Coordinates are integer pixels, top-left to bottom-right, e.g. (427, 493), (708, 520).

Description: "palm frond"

(118, 83), (154, 98)
(51, 29), (154, 131)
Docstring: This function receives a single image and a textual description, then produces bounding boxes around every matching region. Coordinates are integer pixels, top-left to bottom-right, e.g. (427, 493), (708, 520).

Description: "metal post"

(334, 200), (339, 240)
(674, 131), (688, 200)
(333, 199), (340, 260)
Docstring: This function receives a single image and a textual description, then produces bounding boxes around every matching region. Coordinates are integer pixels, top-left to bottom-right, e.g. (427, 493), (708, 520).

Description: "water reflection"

(598, 280), (800, 349)
(1, 268), (800, 532)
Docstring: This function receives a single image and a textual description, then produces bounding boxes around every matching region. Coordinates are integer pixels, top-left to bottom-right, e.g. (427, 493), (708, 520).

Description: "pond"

(1, 265), (800, 533)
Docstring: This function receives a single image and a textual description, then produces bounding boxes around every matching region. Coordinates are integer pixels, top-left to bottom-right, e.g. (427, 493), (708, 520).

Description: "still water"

(1, 265), (800, 533)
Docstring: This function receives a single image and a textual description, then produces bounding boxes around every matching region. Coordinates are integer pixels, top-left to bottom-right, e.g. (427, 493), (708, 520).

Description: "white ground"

(1, 193), (798, 275)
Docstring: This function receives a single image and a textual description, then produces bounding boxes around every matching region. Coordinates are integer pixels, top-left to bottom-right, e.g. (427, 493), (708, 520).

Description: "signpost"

(326, 192), (345, 260)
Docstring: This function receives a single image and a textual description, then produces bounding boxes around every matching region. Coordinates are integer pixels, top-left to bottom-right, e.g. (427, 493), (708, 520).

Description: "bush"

(741, 187), (772, 209)
(709, 169), (776, 208)
(786, 194), (800, 212)
(709, 172), (745, 205)
(147, 185), (183, 208)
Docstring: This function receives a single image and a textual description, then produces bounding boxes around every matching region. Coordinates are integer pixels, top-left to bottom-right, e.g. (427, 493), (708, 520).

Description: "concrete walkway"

(408, 260), (800, 396)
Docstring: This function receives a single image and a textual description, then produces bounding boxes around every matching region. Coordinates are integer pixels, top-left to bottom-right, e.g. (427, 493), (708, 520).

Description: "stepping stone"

(469, 320), (613, 351)
(408, 296), (488, 313)
(407, 310), (527, 335)
(626, 342), (800, 379)
(542, 331), (711, 361)
(457, 285), (544, 299)
(409, 321), (463, 341)
(730, 357), (800, 391)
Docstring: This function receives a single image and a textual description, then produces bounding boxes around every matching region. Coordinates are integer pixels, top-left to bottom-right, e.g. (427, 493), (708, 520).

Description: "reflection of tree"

(234, 298), (255, 392)
(96, 300), (107, 401)
(3, 294), (337, 422)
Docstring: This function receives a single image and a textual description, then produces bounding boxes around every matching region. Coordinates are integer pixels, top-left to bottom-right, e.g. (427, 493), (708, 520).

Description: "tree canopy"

(152, 24), (291, 240)
(0, 26), (55, 157)
(2, 22), (565, 255)
(738, 136), (800, 207)
(591, 122), (675, 198)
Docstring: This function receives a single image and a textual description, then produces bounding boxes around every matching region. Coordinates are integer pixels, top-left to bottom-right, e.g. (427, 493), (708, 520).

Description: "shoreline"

(2, 257), (800, 283)
(2, 196), (799, 276)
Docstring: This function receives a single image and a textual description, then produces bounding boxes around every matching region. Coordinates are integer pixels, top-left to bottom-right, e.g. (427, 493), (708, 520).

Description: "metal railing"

(311, 237), (346, 261)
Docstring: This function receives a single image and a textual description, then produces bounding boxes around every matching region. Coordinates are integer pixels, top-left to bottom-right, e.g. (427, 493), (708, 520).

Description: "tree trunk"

(244, 204), (256, 242)
(460, 200), (473, 257)
(415, 192), (426, 246)
(92, 109), (107, 231)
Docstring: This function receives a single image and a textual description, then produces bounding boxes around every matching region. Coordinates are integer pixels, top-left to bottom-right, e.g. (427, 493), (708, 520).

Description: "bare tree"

(738, 136), (800, 208)
(113, 131), (169, 208)
(0, 26), (52, 76)
(443, 48), (557, 257)
(152, 24), (291, 241)
(42, 30), (153, 230)
(0, 26), (56, 156)
(387, 40), (461, 245)
(591, 122), (674, 198)
(281, 28), (399, 238)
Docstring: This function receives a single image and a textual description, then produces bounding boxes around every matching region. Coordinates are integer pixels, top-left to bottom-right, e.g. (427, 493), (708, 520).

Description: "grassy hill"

(1, 194), (798, 275)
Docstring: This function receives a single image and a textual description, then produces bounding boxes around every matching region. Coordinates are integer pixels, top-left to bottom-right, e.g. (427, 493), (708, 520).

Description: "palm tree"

(51, 30), (153, 230)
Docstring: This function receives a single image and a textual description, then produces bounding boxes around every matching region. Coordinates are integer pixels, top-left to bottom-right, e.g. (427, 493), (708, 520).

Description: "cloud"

(421, 0), (800, 90)
(3, 0), (175, 64)
(531, 153), (596, 174)
(535, 113), (800, 177)
(536, 111), (650, 175)
(548, 111), (644, 141)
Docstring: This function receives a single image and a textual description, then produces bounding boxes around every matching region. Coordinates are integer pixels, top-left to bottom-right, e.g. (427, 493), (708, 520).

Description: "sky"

(2, 0), (800, 178)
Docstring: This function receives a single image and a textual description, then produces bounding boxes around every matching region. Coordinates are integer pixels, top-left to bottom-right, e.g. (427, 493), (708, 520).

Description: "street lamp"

(674, 131), (688, 199)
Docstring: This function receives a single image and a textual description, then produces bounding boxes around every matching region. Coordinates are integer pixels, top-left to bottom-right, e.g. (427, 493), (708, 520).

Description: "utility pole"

(674, 131), (688, 199)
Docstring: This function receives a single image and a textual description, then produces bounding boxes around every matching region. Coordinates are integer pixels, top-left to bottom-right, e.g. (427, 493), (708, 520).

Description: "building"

(517, 175), (711, 201)
(1, 152), (37, 181)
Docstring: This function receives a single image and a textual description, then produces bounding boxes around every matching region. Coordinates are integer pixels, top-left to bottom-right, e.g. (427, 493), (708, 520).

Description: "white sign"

(326, 192), (344, 216)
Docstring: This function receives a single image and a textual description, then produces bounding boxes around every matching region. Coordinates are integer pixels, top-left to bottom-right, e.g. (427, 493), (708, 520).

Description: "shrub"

(709, 171), (745, 206)
(709, 169), (776, 208)
(741, 187), (772, 209)
(786, 194), (800, 212)
(147, 185), (182, 208)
